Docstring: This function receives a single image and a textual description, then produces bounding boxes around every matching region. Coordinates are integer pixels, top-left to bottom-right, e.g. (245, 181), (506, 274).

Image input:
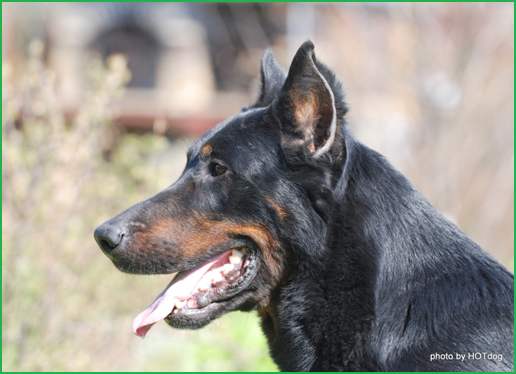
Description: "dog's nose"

(94, 222), (125, 256)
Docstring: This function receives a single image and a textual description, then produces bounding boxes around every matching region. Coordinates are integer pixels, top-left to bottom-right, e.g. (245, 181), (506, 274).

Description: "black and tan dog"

(94, 42), (514, 371)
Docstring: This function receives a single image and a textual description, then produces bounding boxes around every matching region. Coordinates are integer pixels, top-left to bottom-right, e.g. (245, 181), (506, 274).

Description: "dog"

(94, 41), (514, 371)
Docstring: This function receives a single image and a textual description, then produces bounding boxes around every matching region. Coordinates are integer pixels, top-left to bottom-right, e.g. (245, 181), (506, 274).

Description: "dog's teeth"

(229, 255), (242, 264)
(241, 247), (247, 254)
(198, 281), (210, 291)
(174, 299), (186, 309)
(232, 248), (245, 258)
(223, 263), (235, 274)
(212, 273), (223, 284)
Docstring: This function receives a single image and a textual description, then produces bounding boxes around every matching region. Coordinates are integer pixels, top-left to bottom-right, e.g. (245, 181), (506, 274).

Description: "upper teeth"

(232, 248), (245, 257)
(230, 248), (246, 262)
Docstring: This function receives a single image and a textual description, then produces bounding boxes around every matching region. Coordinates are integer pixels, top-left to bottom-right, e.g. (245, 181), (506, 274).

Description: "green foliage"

(2, 41), (276, 372)
(134, 311), (277, 372)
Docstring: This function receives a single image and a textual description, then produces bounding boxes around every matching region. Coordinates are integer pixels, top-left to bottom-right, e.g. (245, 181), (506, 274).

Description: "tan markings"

(132, 212), (285, 283)
(188, 220), (284, 282)
(201, 144), (213, 156)
(290, 92), (321, 152)
(258, 307), (278, 344)
(266, 197), (288, 220)
(292, 92), (319, 132)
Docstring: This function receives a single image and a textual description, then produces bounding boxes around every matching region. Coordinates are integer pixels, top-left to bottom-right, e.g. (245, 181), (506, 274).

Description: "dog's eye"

(210, 163), (227, 177)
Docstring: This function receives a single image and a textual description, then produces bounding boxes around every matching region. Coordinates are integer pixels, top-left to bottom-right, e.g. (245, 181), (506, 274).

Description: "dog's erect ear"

(253, 49), (287, 108)
(276, 41), (340, 158)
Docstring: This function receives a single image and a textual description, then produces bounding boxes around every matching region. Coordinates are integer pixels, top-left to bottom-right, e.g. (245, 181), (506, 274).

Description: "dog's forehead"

(188, 108), (274, 159)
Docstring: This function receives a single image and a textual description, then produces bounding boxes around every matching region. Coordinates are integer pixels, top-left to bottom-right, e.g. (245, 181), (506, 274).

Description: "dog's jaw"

(131, 247), (260, 336)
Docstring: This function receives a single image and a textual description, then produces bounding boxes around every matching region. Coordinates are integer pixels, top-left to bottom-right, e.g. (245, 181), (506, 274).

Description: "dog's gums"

(132, 248), (251, 337)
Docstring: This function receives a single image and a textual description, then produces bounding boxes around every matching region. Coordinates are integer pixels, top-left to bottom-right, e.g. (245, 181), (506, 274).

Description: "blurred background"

(2, 2), (513, 371)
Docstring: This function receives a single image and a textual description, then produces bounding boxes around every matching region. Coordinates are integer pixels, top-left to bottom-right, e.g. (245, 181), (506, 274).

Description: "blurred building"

(3, 2), (286, 136)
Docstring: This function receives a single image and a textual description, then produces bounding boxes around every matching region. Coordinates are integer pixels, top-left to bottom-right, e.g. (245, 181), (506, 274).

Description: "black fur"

(95, 41), (514, 372)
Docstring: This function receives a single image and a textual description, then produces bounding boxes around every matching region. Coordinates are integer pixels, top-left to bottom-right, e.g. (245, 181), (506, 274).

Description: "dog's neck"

(258, 134), (383, 371)
(258, 223), (378, 371)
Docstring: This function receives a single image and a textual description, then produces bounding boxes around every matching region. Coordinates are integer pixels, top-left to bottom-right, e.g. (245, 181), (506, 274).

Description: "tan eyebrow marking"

(201, 144), (213, 156)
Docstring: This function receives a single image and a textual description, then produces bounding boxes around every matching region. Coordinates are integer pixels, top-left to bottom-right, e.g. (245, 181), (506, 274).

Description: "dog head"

(94, 41), (348, 336)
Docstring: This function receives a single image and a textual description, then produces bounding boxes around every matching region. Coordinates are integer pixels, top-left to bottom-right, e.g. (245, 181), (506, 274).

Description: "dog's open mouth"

(132, 247), (252, 337)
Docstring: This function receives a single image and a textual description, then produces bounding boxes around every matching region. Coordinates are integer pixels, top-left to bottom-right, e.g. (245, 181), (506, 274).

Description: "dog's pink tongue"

(132, 252), (230, 338)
